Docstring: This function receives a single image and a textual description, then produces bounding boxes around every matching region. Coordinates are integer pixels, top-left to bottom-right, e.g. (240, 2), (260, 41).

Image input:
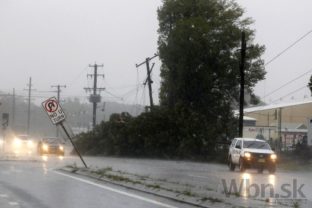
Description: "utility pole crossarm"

(135, 53), (158, 68)
(84, 63), (105, 129)
(136, 54), (158, 110)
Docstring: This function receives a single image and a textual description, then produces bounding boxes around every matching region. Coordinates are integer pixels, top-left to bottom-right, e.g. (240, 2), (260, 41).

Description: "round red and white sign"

(44, 99), (58, 113)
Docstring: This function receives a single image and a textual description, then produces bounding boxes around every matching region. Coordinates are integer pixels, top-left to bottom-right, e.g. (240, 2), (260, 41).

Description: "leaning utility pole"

(12, 88), (15, 131)
(51, 84), (66, 137)
(136, 54), (158, 110)
(84, 63), (105, 129)
(238, 32), (246, 138)
(24, 77), (35, 135)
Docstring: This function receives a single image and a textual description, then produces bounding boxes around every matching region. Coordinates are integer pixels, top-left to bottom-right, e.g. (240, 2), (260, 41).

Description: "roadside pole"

(42, 97), (87, 168)
(59, 122), (87, 168)
(238, 31), (246, 137)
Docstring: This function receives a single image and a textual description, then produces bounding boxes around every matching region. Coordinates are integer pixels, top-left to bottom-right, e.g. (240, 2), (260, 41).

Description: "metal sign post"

(58, 122), (88, 168)
(42, 97), (87, 168)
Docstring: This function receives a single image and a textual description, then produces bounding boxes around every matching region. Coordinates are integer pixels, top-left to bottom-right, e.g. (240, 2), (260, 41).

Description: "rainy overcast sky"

(1, 0), (312, 106)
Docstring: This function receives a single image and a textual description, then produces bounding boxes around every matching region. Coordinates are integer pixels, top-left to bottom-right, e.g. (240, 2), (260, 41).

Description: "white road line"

(8, 201), (19, 206)
(0, 194), (8, 198)
(188, 174), (211, 179)
(53, 170), (179, 208)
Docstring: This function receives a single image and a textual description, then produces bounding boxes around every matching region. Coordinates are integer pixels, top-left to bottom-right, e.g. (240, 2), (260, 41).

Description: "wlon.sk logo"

(221, 178), (306, 199)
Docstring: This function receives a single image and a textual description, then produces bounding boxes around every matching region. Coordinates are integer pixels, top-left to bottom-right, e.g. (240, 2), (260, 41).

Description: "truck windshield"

(243, 141), (271, 150)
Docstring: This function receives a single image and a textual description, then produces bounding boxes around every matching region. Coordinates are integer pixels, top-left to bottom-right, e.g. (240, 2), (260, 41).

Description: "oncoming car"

(228, 138), (277, 173)
(10, 135), (35, 155)
(38, 137), (65, 156)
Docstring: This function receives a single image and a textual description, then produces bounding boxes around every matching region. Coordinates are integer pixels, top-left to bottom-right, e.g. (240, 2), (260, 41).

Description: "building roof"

(243, 99), (312, 113)
(243, 116), (257, 121)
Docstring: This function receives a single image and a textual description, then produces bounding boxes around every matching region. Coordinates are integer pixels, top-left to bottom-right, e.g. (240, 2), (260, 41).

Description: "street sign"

(41, 97), (87, 168)
(42, 97), (66, 125)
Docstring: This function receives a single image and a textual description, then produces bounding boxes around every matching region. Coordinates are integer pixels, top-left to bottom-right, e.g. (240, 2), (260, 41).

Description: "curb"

(59, 167), (213, 208)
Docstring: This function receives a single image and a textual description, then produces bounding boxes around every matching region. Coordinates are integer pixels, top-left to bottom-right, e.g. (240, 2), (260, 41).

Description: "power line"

(271, 85), (307, 103)
(68, 65), (89, 86)
(103, 90), (123, 101)
(265, 30), (312, 67)
(262, 67), (312, 99)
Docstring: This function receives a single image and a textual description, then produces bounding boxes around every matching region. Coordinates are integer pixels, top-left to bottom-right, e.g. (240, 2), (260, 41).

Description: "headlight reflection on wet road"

(239, 172), (277, 200)
(241, 173), (251, 198)
(42, 155), (48, 162)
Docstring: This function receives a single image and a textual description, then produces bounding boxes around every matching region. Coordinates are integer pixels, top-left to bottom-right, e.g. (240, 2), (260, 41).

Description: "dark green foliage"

(75, 108), (236, 160)
(158, 0), (265, 110)
(308, 75), (312, 95)
(74, 0), (264, 160)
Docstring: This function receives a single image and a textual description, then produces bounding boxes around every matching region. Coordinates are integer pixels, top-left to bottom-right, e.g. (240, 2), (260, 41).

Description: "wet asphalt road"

(80, 156), (312, 207)
(0, 156), (196, 208)
(0, 155), (312, 207)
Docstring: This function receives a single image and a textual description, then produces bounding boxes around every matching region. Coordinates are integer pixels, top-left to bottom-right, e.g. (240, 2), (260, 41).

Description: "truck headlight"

(13, 138), (21, 147)
(244, 152), (251, 158)
(42, 144), (49, 151)
(59, 145), (64, 151)
(270, 154), (277, 160)
(27, 140), (33, 147)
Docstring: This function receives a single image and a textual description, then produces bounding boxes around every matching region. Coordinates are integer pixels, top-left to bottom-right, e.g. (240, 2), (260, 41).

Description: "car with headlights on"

(228, 138), (277, 173)
(38, 137), (65, 156)
(10, 135), (35, 155)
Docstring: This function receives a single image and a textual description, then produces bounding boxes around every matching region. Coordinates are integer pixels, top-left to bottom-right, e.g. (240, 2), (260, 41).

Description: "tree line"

(74, 0), (265, 161)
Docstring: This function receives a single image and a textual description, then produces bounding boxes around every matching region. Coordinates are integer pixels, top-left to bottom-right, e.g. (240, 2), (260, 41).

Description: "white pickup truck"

(228, 138), (277, 173)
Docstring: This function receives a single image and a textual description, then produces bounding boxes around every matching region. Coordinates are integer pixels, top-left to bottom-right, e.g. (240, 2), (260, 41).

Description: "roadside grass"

(146, 184), (161, 189)
(292, 200), (300, 208)
(200, 197), (223, 203)
(91, 166), (113, 175)
(66, 165), (226, 205)
(181, 189), (196, 197)
(66, 163), (79, 173)
(277, 160), (312, 172)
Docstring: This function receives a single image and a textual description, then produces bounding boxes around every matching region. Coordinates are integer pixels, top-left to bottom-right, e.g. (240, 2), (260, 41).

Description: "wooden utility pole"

(84, 63), (105, 129)
(51, 84), (66, 137)
(239, 32), (246, 137)
(12, 88), (15, 131)
(136, 54), (158, 110)
(24, 77), (35, 135)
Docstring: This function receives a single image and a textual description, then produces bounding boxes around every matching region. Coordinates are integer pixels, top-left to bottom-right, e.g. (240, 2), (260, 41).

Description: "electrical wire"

(265, 30), (312, 67)
(271, 85), (308, 103)
(262, 67), (312, 99)
(67, 65), (89, 87)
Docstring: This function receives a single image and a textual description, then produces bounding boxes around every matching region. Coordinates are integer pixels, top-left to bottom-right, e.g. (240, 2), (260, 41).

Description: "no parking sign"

(42, 97), (66, 125)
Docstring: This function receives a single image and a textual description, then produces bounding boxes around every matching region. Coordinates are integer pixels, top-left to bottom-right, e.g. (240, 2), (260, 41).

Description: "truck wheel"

(239, 158), (245, 172)
(228, 157), (235, 171)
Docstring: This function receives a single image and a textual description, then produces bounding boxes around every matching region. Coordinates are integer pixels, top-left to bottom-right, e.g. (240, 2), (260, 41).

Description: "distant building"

(241, 100), (312, 149)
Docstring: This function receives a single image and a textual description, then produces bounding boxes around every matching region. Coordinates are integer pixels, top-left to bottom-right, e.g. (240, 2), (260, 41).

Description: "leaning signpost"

(42, 97), (87, 168)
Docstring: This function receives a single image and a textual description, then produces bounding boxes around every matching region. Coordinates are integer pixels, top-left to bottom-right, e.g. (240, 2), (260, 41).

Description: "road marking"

(0, 194), (8, 198)
(8, 201), (19, 206)
(53, 171), (179, 208)
(188, 174), (211, 179)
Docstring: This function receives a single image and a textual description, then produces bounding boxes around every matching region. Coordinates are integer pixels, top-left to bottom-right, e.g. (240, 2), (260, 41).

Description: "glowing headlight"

(244, 152), (251, 158)
(27, 140), (33, 147)
(13, 138), (22, 147)
(59, 146), (64, 151)
(42, 144), (49, 151)
(270, 154), (277, 160)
